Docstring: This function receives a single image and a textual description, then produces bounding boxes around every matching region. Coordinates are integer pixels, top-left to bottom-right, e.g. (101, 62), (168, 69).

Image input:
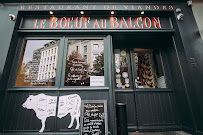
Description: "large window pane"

(114, 49), (131, 89)
(15, 40), (59, 87)
(134, 48), (166, 88)
(64, 40), (104, 86)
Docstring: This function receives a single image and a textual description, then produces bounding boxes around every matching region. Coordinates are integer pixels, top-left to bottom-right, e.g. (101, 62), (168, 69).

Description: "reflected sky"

(23, 40), (53, 64)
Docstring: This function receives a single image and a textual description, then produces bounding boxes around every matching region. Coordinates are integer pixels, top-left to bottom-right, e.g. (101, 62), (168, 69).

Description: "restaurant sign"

(20, 16), (172, 30)
(19, 4), (174, 11)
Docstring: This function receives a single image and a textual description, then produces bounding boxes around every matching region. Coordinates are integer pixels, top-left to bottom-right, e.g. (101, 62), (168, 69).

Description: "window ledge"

(7, 87), (110, 91)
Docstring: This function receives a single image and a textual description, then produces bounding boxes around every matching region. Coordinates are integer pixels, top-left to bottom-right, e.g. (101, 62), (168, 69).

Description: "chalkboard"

(80, 100), (108, 135)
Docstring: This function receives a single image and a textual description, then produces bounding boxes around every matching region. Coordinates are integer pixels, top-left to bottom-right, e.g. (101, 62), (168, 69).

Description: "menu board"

(80, 100), (108, 135)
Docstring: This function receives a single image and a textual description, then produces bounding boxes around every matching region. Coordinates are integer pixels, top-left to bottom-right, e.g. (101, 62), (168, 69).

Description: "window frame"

(60, 37), (108, 89)
(8, 36), (109, 91)
(8, 36), (64, 90)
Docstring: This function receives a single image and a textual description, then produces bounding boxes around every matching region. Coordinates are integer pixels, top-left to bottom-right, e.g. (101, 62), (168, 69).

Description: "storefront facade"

(0, 0), (203, 135)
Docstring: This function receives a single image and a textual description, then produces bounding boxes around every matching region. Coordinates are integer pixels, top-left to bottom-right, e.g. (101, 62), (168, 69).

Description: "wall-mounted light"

(111, 11), (115, 15)
(187, 0), (192, 6)
(9, 14), (15, 21)
(80, 11), (84, 15)
(141, 11), (145, 15)
(49, 11), (54, 15)
(176, 8), (184, 21)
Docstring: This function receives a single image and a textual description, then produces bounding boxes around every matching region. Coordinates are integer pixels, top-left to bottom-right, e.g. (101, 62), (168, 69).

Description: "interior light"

(80, 11), (84, 14)
(141, 11), (145, 15)
(49, 11), (54, 15)
(111, 11), (115, 15)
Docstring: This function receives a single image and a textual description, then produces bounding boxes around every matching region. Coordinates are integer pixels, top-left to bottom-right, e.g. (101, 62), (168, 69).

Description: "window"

(84, 55), (87, 62)
(84, 45), (87, 53)
(13, 37), (105, 88)
(114, 48), (166, 89)
(93, 44), (99, 51)
(15, 40), (59, 87)
(101, 44), (104, 51)
(54, 56), (56, 62)
(76, 46), (78, 52)
(134, 48), (166, 88)
(64, 40), (104, 86)
(53, 63), (55, 69)
(54, 48), (57, 54)
(93, 54), (99, 61)
(50, 56), (52, 62)
(114, 49), (131, 89)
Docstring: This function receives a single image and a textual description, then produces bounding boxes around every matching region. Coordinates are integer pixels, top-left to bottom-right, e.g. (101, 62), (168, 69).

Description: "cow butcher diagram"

(22, 93), (81, 132)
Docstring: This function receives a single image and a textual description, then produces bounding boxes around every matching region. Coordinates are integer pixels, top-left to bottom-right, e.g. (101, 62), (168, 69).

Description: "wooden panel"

(57, 90), (109, 132)
(115, 92), (137, 128)
(0, 90), (109, 133)
(136, 92), (176, 127)
(0, 91), (57, 132)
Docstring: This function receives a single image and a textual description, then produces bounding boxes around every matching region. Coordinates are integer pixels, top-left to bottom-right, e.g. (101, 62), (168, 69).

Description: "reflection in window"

(93, 44), (99, 51)
(101, 44), (104, 51)
(93, 54), (99, 61)
(84, 45), (87, 53)
(15, 40), (59, 87)
(134, 48), (166, 88)
(114, 49), (130, 89)
(84, 55), (87, 62)
(64, 40), (104, 86)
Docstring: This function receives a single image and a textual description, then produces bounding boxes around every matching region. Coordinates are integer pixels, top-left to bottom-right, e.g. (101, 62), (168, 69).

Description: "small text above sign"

(21, 16), (172, 30)
(19, 4), (174, 11)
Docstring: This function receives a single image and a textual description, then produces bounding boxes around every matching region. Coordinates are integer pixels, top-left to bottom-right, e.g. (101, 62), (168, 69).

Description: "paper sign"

(90, 76), (105, 86)
(116, 79), (121, 84)
(125, 78), (129, 83)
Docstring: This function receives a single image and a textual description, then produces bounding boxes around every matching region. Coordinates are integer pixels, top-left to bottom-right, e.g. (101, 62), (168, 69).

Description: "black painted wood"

(0, 92), (57, 132)
(136, 92), (176, 127)
(57, 91), (109, 132)
(0, 90), (109, 133)
(115, 91), (137, 130)
(115, 90), (178, 132)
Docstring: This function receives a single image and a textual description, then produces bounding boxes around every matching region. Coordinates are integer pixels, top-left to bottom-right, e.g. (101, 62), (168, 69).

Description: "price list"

(80, 101), (107, 135)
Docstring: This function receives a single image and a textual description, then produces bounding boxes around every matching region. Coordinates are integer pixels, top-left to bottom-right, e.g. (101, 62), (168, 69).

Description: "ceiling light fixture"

(80, 11), (84, 14)
(49, 11), (54, 15)
(141, 11), (145, 15)
(111, 11), (115, 15)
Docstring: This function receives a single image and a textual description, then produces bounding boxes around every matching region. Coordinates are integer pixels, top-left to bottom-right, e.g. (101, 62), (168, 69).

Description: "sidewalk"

(129, 131), (192, 135)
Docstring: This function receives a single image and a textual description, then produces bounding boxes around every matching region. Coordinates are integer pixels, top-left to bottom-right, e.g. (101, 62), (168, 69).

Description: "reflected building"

(37, 40), (59, 81)
(68, 40), (104, 69)
(29, 48), (42, 81)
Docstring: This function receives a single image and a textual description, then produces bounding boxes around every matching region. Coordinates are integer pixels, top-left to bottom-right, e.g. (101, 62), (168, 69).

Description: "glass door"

(114, 47), (168, 131)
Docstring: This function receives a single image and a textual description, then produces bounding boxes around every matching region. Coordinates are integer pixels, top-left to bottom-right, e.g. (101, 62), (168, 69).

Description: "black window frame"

(113, 47), (173, 91)
(8, 36), (109, 91)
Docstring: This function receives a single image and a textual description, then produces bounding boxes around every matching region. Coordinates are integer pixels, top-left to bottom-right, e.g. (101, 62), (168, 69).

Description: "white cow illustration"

(22, 93), (81, 132)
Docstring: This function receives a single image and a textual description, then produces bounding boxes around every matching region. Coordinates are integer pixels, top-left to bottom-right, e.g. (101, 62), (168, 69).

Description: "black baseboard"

(181, 126), (203, 135)
(182, 126), (195, 134)
(138, 125), (181, 132)
(196, 131), (203, 135)
(128, 125), (138, 132)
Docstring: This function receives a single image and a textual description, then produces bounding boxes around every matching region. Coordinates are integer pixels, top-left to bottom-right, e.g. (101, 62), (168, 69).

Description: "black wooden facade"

(0, 0), (203, 135)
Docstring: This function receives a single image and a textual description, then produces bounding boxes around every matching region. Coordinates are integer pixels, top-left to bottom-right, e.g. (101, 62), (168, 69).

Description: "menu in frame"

(80, 100), (108, 135)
